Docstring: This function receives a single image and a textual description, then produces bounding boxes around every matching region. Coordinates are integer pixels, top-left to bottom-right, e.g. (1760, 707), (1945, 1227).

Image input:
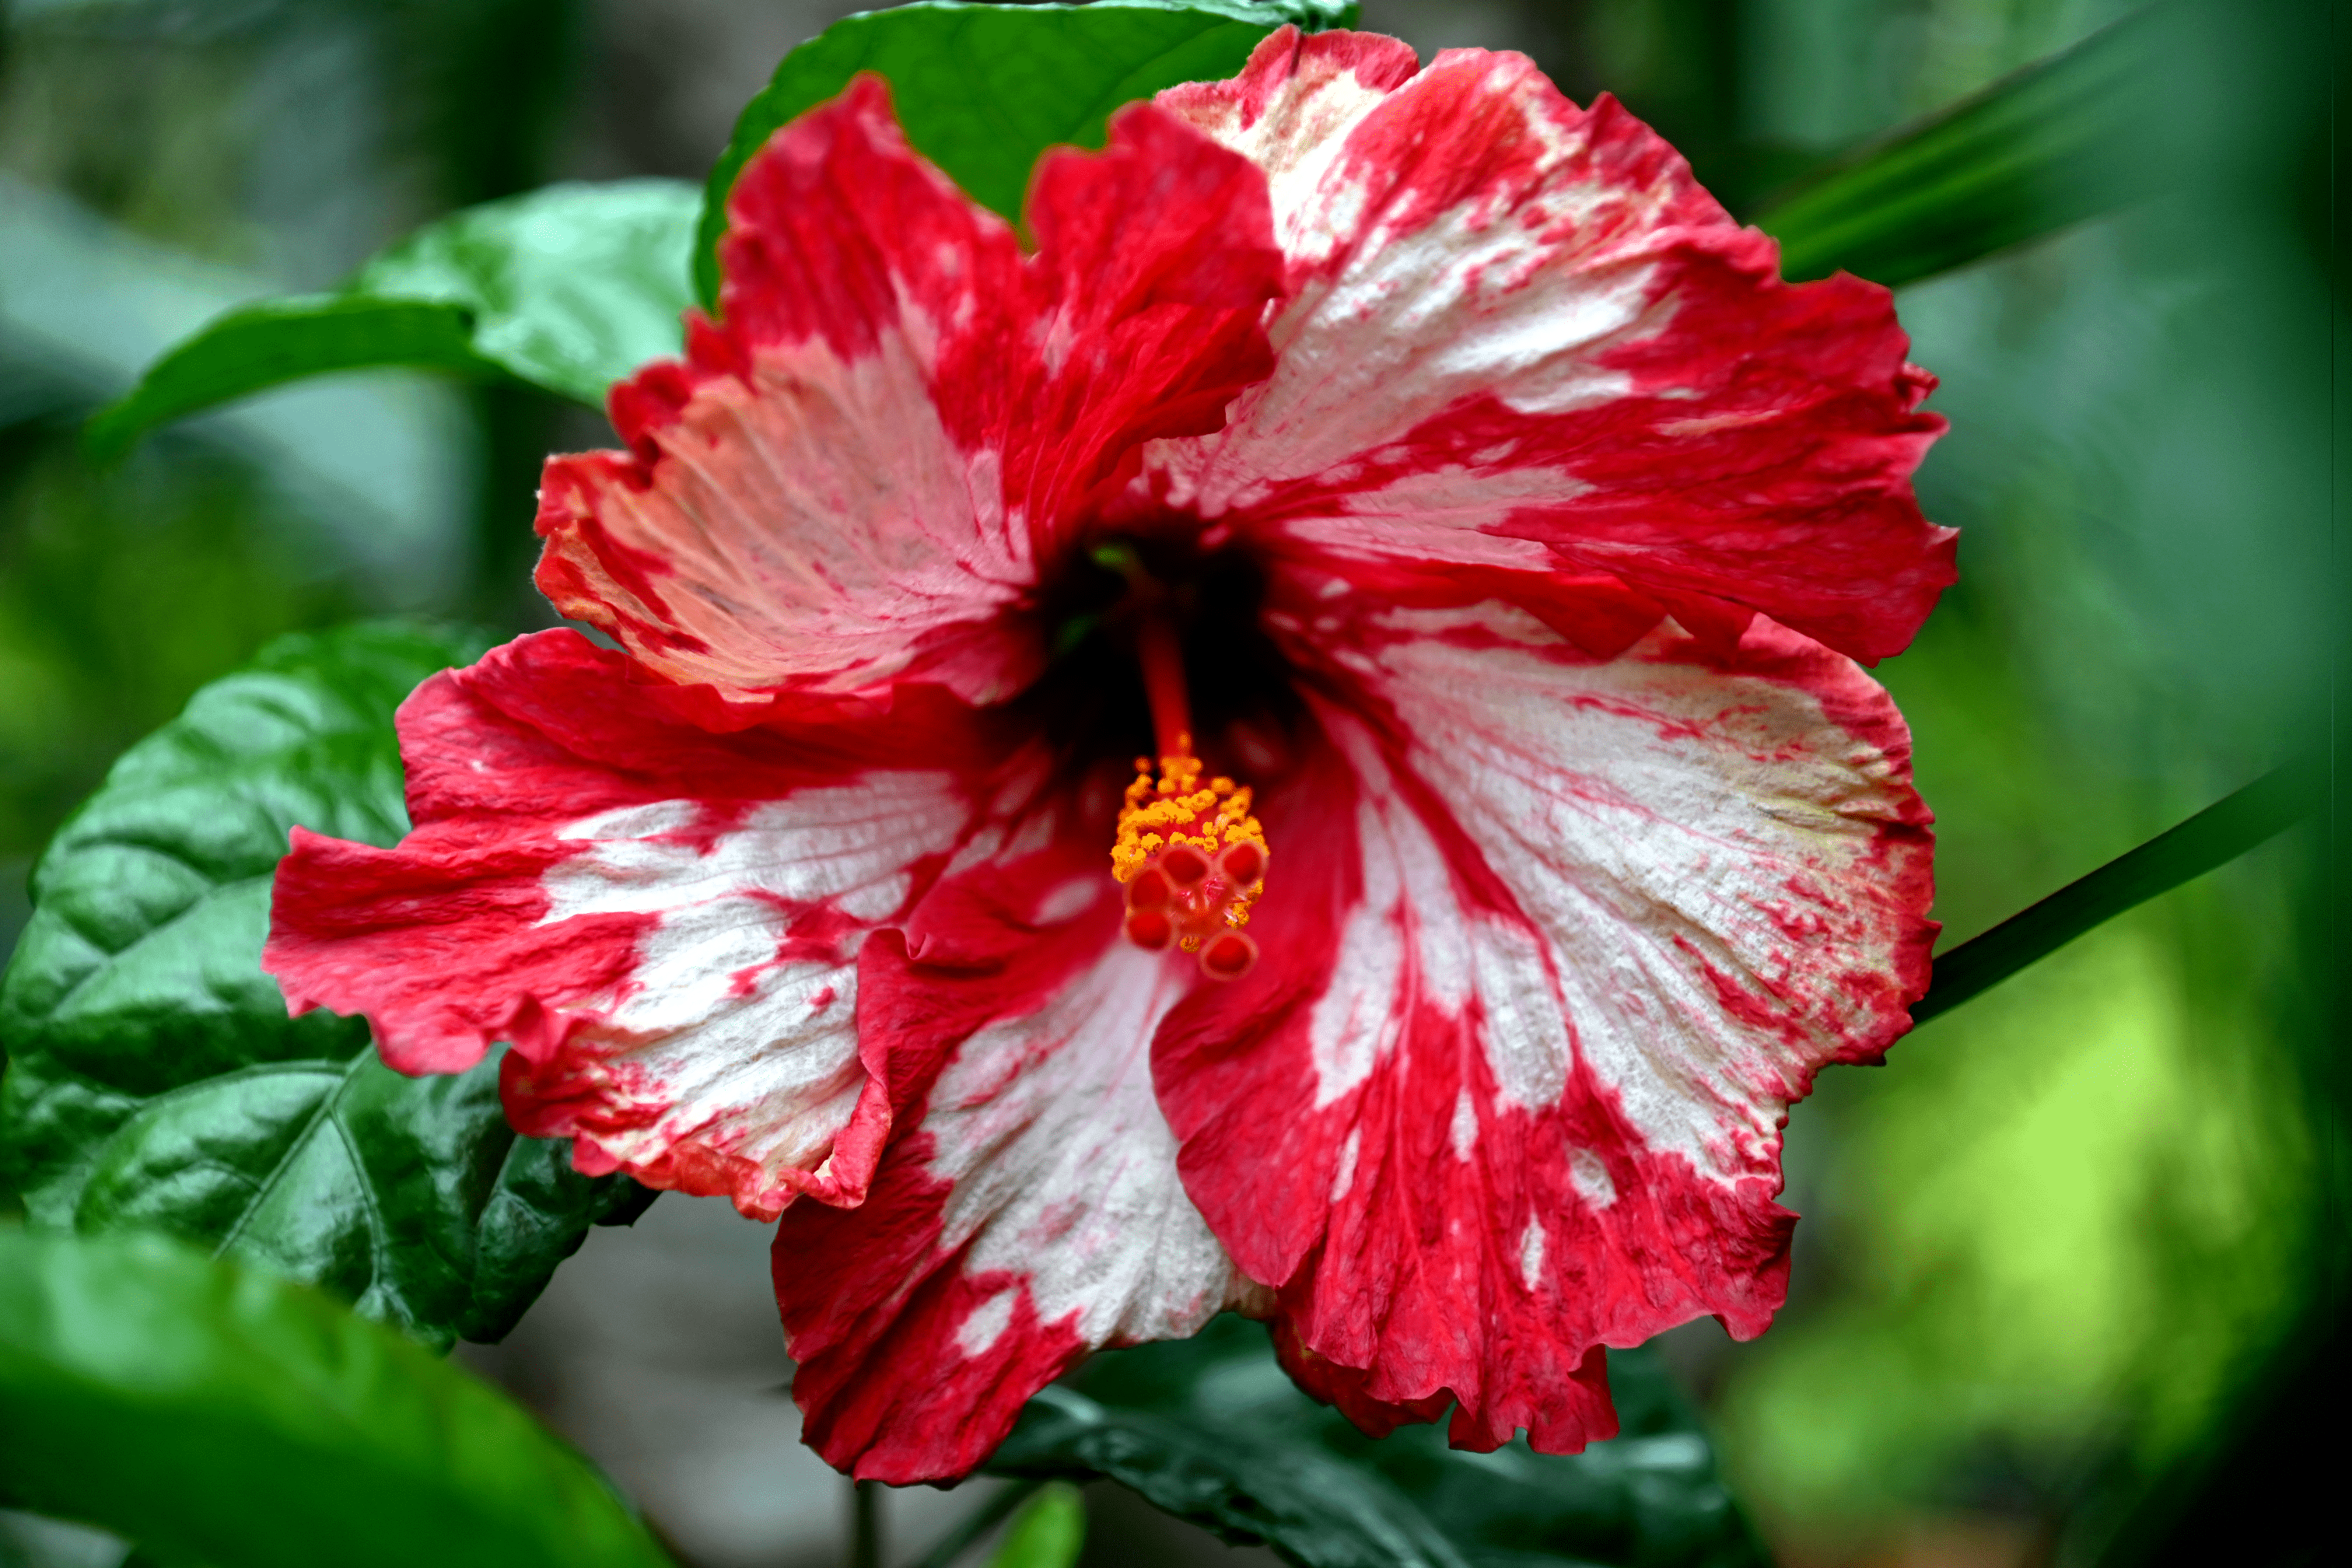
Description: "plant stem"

(848, 1477), (881, 1568)
(909, 1479), (1048, 1568)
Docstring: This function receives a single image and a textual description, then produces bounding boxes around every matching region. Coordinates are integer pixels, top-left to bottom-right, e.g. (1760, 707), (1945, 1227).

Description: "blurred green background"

(0, 2), (2333, 1566)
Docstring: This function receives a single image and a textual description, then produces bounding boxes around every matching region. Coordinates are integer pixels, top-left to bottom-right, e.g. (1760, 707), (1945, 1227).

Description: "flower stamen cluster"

(1111, 737), (1267, 978)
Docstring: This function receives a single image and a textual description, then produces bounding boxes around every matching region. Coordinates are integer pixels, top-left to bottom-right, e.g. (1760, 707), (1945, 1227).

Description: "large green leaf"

(695, 1), (1356, 307)
(0, 621), (652, 1350)
(1752, 2), (2192, 288)
(0, 1226), (674, 1568)
(1914, 751), (2326, 1026)
(987, 1315), (1766, 1568)
(86, 179), (699, 455)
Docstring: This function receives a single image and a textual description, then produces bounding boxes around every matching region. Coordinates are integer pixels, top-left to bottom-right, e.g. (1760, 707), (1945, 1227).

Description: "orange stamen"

(1112, 736), (1269, 978)
(1109, 602), (1270, 980)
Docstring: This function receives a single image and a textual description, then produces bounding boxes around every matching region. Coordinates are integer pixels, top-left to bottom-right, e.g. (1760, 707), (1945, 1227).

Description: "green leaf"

(0, 621), (653, 1351)
(988, 1316), (1766, 1568)
(1914, 751), (2325, 1027)
(1752, 2), (2192, 288)
(695, 1), (1357, 308)
(985, 1483), (1087, 1568)
(0, 1226), (674, 1568)
(87, 179), (700, 455)
(992, 1382), (1468, 1568)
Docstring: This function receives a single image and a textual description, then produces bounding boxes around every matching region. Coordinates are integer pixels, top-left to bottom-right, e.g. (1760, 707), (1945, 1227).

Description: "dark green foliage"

(1752, 2), (2191, 286)
(989, 1315), (1768, 1568)
(0, 1227), (674, 1568)
(0, 621), (652, 1350)
(694, 1), (1357, 306)
(86, 180), (701, 453)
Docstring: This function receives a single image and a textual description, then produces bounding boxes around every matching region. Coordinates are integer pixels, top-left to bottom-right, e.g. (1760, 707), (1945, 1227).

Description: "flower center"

(1108, 599), (1268, 980)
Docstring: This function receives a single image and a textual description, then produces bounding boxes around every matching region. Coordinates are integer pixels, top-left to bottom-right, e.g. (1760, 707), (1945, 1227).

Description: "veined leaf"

(86, 179), (699, 455)
(1752, 2), (2192, 287)
(0, 1227), (673, 1568)
(988, 1315), (1766, 1568)
(1915, 752), (2325, 1026)
(696, 1), (1357, 307)
(0, 622), (652, 1350)
(993, 1384), (1467, 1568)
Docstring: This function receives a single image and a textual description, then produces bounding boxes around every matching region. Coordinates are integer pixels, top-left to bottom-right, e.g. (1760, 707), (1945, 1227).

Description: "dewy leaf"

(86, 179), (699, 455)
(0, 621), (653, 1351)
(695, 1), (1358, 306)
(1752, 2), (2193, 288)
(989, 1316), (1766, 1568)
(1914, 751), (2326, 1026)
(0, 1227), (674, 1568)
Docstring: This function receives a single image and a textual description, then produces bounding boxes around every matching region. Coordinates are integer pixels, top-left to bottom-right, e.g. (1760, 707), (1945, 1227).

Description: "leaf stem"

(910, 1478), (1048, 1568)
(849, 1478), (881, 1568)
(1913, 751), (2326, 1026)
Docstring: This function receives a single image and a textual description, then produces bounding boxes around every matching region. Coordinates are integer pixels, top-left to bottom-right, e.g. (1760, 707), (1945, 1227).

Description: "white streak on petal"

(1146, 117), (1657, 523)
(1332, 1126), (1363, 1201)
(1034, 876), (1101, 926)
(544, 774), (962, 920)
(955, 1288), (1018, 1358)
(1519, 1216), (1546, 1291)
(836, 871), (911, 922)
(927, 945), (1252, 1347)
(1363, 607), (1917, 1182)
(1450, 1088), (1477, 1161)
(1570, 1149), (1618, 1208)
(600, 332), (1030, 702)
(532, 771), (965, 1201)
(1470, 917), (1571, 1111)
(1308, 844), (1405, 1106)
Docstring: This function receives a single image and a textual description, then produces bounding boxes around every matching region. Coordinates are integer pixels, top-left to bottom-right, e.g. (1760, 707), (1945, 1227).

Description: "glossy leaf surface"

(695, 1), (1356, 306)
(0, 622), (652, 1350)
(989, 1316), (1766, 1568)
(1753, 2), (2188, 287)
(87, 180), (698, 453)
(0, 1227), (673, 1568)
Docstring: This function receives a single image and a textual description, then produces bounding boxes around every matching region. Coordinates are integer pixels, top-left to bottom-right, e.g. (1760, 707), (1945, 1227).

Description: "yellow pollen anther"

(1111, 732), (1269, 979)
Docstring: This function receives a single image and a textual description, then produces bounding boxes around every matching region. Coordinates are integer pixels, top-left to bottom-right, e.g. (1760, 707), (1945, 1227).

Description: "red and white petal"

(264, 630), (996, 1218)
(537, 78), (1283, 712)
(775, 867), (1265, 1482)
(1155, 606), (1934, 1450)
(1148, 29), (1952, 663)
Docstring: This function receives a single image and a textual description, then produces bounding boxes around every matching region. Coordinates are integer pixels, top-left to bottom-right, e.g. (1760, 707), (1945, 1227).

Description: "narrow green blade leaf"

(985, 1482), (1087, 1568)
(989, 1315), (1766, 1568)
(82, 297), (493, 458)
(87, 180), (699, 455)
(1914, 752), (2326, 1025)
(0, 1227), (674, 1568)
(695, 1), (1356, 307)
(1752, 2), (2189, 287)
(0, 622), (652, 1350)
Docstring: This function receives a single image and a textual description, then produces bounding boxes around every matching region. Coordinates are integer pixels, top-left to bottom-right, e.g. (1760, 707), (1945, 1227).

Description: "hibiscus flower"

(265, 26), (1950, 1482)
